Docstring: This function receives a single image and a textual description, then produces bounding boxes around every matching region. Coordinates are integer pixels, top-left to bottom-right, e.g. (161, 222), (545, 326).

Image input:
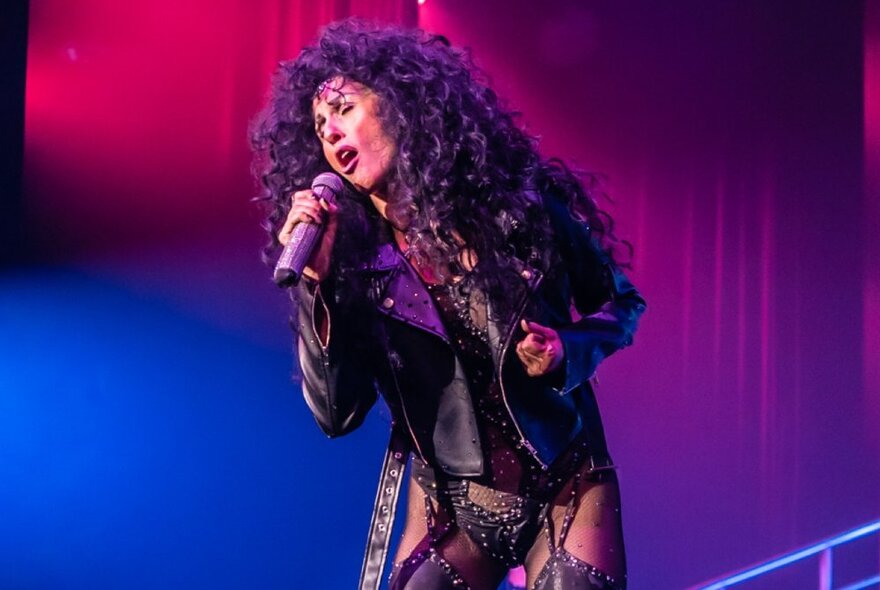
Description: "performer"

(252, 19), (645, 590)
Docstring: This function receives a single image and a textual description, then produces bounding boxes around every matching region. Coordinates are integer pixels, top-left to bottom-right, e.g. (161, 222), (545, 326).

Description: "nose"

(321, 119), (343, 144)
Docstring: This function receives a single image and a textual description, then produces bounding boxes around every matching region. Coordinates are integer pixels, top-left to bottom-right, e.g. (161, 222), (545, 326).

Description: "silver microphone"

(273, 172), (343, 287)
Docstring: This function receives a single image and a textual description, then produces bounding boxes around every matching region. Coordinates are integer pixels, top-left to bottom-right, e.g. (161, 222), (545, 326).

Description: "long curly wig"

(251, 18), (629, 324)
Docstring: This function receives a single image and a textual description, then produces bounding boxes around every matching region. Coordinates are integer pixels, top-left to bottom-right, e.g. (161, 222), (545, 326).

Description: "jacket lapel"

(360, 243), (449, 344)
(359, 243), (544, 357)
(486, 260), (544, 370)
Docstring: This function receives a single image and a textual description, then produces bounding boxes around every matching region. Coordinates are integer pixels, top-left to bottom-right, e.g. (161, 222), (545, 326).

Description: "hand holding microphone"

(274, 173), (343, 287)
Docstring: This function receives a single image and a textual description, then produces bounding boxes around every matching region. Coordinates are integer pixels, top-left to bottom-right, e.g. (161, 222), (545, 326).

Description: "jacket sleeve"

(296, 277), (378, 437)
(544, 196), (647, 395)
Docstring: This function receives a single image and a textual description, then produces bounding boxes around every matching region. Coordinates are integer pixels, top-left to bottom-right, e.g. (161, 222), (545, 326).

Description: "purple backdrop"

(421, 1), (879, 586)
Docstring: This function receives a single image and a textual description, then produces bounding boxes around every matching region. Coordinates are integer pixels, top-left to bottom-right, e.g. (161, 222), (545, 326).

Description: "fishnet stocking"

(393, 459), (625, 589)
(392, 474), (509, 590)
(524, 468), (626, 589)
(393, 473), (431, 565)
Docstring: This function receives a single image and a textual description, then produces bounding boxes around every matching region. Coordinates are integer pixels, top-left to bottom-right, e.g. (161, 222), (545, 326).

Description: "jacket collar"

(355, 242), (544, 355)
(357, 243), (449, 342)
(356, 242), (399, 273)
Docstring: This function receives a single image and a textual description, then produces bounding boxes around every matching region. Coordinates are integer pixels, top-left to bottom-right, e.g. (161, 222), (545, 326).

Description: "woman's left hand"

(515, 319), (564, 377)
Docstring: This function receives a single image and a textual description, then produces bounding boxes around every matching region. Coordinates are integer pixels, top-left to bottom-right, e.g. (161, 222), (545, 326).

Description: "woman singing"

(252, 19), (645, 590)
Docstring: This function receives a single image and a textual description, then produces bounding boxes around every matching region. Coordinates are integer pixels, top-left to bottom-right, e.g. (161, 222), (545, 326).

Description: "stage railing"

(688, 519), (880, 590)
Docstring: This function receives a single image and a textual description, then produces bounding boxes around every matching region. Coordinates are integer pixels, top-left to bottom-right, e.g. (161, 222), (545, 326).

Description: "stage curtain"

(24, 0), (416, 257)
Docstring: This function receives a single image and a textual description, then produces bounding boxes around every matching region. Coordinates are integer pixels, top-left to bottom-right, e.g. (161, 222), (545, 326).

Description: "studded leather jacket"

(295, 193), (646, 477)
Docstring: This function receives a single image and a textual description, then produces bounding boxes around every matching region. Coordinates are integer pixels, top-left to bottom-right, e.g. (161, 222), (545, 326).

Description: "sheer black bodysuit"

(389, 277), (628, 590)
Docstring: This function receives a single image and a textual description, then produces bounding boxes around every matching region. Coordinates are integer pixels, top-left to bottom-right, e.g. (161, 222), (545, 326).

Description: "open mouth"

(336, 147), (359, 173)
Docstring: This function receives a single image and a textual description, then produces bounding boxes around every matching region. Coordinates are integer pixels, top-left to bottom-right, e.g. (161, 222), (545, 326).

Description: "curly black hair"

(251, 18), (629, 325)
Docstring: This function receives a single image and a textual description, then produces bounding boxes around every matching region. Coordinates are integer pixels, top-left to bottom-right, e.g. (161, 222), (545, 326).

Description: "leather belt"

(358, 424), (410, 590)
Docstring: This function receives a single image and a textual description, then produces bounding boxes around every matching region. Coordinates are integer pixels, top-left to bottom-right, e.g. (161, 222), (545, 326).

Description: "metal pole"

(819, 548), (833, 590)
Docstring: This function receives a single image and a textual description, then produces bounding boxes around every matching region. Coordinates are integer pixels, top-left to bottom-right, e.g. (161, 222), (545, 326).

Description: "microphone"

(273, 172), (343, 287)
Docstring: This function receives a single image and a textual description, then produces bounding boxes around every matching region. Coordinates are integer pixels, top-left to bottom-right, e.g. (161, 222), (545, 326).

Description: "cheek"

(321, 142), (337, 169)
(365, 129), (395, 164)
(364, 118), (393, 155)
(379, 138), (396, 171)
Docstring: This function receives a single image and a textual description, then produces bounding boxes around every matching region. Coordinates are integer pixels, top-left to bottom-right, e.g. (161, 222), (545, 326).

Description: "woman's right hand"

(277, 189), (339, 282)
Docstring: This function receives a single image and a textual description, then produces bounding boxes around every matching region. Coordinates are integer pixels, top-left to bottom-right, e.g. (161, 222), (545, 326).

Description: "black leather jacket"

(295, 193), (646, 477)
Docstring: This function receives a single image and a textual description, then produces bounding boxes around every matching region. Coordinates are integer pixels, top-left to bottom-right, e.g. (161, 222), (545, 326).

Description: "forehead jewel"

(315, 77), (346, 100)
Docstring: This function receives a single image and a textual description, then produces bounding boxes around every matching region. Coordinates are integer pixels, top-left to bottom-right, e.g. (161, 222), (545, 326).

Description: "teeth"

(338, 149), (356, 166)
